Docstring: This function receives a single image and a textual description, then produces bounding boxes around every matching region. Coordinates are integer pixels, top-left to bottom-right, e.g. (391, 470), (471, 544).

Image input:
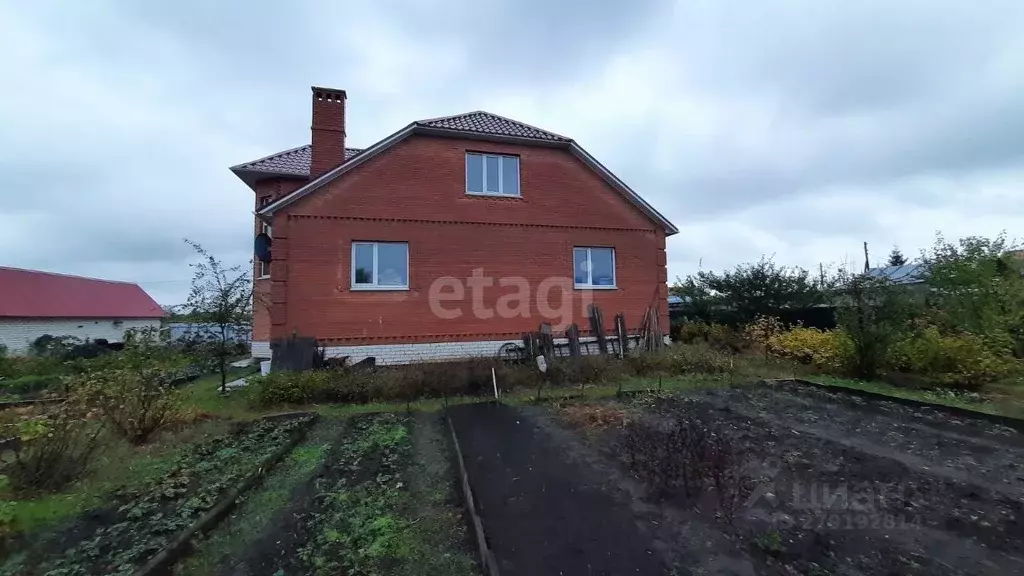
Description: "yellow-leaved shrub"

(767, 327), (853, 372)
(889, 327), (1018, 389)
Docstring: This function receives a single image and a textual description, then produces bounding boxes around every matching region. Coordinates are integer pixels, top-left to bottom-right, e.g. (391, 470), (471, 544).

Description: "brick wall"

(259, 134), (670, 348)
(0, 318), (160, 355)
(253, 177), (305, 343)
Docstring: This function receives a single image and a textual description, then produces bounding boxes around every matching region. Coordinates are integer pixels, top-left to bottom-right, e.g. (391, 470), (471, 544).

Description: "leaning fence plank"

(566, 323), (582, 357)
(588, 304), (608, 355)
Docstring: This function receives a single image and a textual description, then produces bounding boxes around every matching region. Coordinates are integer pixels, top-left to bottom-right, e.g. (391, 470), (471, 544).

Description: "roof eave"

(230, 167), (308, 192)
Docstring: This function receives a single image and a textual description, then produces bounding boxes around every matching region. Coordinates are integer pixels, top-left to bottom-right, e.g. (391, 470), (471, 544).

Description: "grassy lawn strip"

(4, 415), (312, 576)
(812, 374), (1024, 419)
(301, 414), (477, 576)
(176, 417), (341, 575)
(180, 366), (261, 419)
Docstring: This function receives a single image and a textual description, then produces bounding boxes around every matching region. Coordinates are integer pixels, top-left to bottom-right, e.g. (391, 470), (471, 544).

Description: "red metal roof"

(0, 267), (164, 319)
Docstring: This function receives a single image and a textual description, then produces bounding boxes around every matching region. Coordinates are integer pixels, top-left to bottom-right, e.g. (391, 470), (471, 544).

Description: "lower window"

(352, 242), (409, 289)
(573, 247), (616, 288)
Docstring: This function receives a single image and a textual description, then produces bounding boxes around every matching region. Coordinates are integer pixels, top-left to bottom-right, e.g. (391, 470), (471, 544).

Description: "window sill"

(574, 285), (618, 290)
(256, 275), (271, 280)
(351, 285), (410, 292)
(466, 191), (522, 199)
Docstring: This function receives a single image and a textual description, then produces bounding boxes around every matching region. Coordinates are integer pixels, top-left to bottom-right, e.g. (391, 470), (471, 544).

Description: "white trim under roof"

(256, 125), (679, 236)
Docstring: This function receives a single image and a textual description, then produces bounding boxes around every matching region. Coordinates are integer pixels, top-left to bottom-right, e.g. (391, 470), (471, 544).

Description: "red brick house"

(230, 87), (677, 364)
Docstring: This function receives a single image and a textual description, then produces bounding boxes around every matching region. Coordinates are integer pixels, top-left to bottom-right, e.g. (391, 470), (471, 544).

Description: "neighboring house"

(864, 264), (928, 286)
(0, 267), (164, 355)
(231, 86), (677, 364)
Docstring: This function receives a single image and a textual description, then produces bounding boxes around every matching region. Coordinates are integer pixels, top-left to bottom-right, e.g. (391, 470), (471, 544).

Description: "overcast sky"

(2, 1), (1022, 306)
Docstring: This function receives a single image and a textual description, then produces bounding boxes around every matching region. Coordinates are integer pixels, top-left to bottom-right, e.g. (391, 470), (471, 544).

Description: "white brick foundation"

(251, 338), (519, 365)
(252, 334), (672, 366)
(251, 340), (272, 359)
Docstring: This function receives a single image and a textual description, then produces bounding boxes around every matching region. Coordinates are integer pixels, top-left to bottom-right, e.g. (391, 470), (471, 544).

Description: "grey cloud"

(2, 0), (1023, 305)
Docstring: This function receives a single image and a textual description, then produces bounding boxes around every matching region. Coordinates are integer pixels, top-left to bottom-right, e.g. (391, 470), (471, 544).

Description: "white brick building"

(0, 267), (164, 355)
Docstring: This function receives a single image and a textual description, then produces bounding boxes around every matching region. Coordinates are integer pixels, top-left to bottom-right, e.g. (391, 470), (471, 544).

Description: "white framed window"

(573, 247), (616, 289)
(257, 223), (272, 279)
(352, 242), (409, 290)
(466, 152), (520, 196)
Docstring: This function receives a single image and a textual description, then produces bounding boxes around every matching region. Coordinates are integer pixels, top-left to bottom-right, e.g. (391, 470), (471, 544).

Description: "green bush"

(244, 370), (333, 406)
(674, 323), (743, 351)
(623, 350), (672, 376)
(767, 327), (853, 372)
(2, 403), (104, 493)
(889, 326), (1018, 389)
(73, 366), (185, 444)
(0, 355), (65, 380)
(666, 344), (733, 374)
(0, 374), (64, 397)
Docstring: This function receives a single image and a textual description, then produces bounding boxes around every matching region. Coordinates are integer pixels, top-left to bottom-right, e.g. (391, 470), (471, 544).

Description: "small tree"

(837, 275), (915, 380)
(183, 240), (253, 393)
(920, 232), (1024, 356)
(886, 246), (908, 267)
(673, 256), (827, 325)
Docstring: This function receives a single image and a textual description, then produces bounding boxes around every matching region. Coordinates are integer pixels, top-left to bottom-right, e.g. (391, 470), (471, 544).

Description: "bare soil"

(447, 402), (670, 575)
(525, 381), (1024, 575)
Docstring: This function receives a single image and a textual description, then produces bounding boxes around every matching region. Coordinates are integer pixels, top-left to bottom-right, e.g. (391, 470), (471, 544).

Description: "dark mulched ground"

(447, 402), (669, 576)
(528, 381), (1024, 575)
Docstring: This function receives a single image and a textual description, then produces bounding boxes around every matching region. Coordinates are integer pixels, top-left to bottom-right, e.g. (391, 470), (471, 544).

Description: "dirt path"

(447, 402), (669, 576)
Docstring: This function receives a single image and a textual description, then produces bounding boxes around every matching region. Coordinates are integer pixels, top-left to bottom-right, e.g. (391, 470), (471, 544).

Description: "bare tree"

(183, 240), (253, 393)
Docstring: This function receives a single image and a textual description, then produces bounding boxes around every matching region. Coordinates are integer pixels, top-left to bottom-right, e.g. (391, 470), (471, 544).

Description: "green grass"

(810, 374), (1024, 419)
(180, 366), (261, 419)
(300, 414), (478, 576)
(177, 417), (340, 575)
(6, 419), (233, 534)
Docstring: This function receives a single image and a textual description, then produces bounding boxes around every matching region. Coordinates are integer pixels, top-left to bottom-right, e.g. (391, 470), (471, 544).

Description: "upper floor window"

(258, 195), (272, 208)
(352, 242), (409, 290)
(573, 247), (616, 289)
(466, 153), (519, 196)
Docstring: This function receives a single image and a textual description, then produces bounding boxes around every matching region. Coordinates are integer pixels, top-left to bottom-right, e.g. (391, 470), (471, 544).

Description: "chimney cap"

(312, 86), (347, 100)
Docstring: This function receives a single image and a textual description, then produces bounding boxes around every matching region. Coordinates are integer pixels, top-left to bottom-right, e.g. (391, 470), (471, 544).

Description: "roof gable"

(418, 111), (570, 142)
(249, 111), (678, 235)
(0, 267), (165, 319)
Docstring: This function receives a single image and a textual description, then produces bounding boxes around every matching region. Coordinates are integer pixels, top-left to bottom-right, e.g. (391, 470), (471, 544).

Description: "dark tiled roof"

(234, 112), (567, 178)
(233, 145), (363, 176)
(416, 111), (570, 142)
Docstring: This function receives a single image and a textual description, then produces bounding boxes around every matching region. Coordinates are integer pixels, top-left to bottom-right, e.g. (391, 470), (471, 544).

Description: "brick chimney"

(310, 86), (347, 178)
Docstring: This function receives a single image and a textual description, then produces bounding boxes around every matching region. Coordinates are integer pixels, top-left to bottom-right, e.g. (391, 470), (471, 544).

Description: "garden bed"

(2, 414), (315, 576)
(534, 380), (1024, 575)
(187, 412), (479, 576)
